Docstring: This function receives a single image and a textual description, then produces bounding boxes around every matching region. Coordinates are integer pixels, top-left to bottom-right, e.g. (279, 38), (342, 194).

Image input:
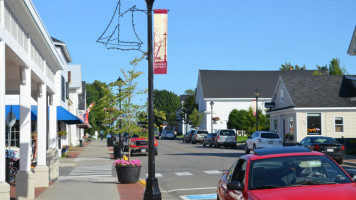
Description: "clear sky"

(32, 0), (356, 100)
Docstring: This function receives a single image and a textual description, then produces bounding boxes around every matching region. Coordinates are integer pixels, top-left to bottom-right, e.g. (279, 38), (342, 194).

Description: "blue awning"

(57, 106), (83, 124)
(5, 105), (37, 121)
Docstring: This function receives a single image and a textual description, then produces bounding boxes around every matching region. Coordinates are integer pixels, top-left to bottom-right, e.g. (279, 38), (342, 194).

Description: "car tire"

(337, 159), (344, 164)
(155, 149), (158, 156)
(203, 141), (206, 147)
(209, 141), (213, 147)
(253, 144), (257, 151)
(214, 141), (220, 148)
(192, 140), (196, 144)
(245, 144), (250, 154)
(130, 150), (134, 157)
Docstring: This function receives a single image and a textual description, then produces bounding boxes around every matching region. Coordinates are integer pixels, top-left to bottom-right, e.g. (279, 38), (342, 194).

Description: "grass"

(237, 136), (248, 143)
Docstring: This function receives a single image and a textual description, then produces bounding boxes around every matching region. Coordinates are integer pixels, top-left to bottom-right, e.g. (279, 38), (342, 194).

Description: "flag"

(252, 100), (256, 116)
(85, 102), (95, 124)
(153, 9), (168, 74)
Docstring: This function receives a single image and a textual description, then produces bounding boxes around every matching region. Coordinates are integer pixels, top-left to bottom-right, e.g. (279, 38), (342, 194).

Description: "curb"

(139, 180), (146, 186)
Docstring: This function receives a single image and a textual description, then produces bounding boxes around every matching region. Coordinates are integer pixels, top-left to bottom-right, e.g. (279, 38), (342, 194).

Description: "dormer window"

(280, 89), (284, 102)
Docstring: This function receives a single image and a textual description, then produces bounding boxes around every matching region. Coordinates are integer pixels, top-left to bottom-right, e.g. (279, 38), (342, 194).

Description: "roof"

(348, 25), (356, 55)
(199, 70), (324, 98)
(280, 75), (356, 107)
(253, 146), (311, 156)
(51, 37), (73, 63)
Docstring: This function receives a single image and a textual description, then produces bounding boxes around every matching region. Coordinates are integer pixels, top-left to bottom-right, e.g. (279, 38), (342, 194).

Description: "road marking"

(167, 187), (217, 193)
(180, 193), (216, 200)
(175, 172), (193, 176)
(145, 173), (163, 177)
(204, 170), (221, 174)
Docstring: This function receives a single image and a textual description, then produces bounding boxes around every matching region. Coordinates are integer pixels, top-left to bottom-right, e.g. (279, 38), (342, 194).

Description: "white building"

(0, 1), (83, 199)
(195, 70), (320, 133)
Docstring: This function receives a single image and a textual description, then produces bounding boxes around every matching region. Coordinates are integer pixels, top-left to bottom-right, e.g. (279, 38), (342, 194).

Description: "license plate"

(268, 141), (273, 144)
(326, 149), (334, 152)
(141, 149), (147, 152)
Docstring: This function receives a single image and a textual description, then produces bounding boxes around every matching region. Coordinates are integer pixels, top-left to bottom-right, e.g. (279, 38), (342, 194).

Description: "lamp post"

(210, 101), (214, 133)
(144, 0), (161, 199)
(254, 89), (260, 131)
(117, 77), (122, 130)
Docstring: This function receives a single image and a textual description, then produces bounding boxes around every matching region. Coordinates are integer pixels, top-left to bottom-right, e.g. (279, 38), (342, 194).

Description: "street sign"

(6, 112), (16, 127)
(265, 102), (275, 109)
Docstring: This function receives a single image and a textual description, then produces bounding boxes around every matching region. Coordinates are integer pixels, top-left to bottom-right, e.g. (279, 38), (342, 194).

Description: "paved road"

(137, 139), (244, 200)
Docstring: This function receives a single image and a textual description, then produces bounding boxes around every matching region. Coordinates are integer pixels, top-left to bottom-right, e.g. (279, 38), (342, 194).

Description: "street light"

(144, 0), (161, 199)
(254, 89), (260, 131)
(210, 101), (214, 133)
(117, 76), (123, 130)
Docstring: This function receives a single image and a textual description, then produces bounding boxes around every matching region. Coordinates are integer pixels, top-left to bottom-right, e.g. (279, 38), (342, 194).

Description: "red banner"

(153, 9), (168, 74)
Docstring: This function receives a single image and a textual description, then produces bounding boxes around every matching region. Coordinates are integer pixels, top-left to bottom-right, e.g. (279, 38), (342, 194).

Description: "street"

(136, 139), (356, 200)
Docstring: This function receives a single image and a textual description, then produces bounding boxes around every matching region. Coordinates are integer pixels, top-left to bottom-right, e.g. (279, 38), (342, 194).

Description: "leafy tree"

(86, 81), (112, 135)
(328, 58), (347, 75)
(279, 62), (306, 71)
(184, 89), (195, 96)
(189, 108), (203, 128)
(153, 90), (180, 127)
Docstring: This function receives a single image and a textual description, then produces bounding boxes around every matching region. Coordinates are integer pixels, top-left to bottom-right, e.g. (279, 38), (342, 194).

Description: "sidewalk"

(35, 139), (145, 200)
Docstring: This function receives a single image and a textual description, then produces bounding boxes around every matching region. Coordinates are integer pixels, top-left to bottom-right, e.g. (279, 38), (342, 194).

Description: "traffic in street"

(136, 138), (356, 200)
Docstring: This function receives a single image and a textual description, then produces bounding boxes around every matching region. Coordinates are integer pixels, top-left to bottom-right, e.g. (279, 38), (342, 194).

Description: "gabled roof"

(51, 37), (72, 63)
(279, 75), (356, 107)
(199, 70), (323, 99)
(348, 26), (356, 56)
(180, 95), (192, 101)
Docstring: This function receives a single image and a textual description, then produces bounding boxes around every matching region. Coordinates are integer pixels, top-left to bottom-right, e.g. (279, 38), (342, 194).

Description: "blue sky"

(32, 0), (356, 101)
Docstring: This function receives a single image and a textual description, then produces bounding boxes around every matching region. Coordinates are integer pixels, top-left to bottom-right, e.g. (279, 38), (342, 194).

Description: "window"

(66, 82), (69, 99)
(335, 117), (344, 133)
(61, 76), (65, 102)
(307, 113), (321, 135)
(68, 71), (72, 84)
(280, 89), (284, 102)
(289, 118), (294, 135)
(274, 120), (278, 132)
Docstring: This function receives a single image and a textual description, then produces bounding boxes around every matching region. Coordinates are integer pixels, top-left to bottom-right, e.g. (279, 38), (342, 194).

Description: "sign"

(153, 9), (168, 74)
(6, 112), (16, 127)
(252, 100), (256, 116)
(264, 102), (275, 109)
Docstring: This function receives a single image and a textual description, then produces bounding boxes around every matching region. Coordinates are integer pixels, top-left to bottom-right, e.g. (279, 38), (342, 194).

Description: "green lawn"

(237, 136), (248, 143)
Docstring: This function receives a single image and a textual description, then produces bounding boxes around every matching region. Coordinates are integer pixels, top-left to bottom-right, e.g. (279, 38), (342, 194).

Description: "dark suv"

(183, 130), (195, 143)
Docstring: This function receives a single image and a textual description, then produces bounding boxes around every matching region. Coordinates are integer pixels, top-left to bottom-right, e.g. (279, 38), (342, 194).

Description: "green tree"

(184, 89), (195, 96)
(153, 90), (180, 127)
(328, 58), (347, 75)
(86, 81), (112, 135)
(279, 62), (306, 71)
(189, 108), (203, 128)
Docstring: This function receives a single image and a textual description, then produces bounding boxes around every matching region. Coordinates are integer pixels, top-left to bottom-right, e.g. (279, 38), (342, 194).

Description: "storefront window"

(307, 113), (321, 135)
(335, 117), (344, 133)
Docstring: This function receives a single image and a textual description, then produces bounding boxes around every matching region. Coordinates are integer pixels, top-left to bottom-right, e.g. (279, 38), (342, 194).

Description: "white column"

(17, 66), (34, 200)
(48, 94), (57, 148)
(47, 94), (59, 181)
(0, 38), (10, 199)
(35, 83), (49, 187)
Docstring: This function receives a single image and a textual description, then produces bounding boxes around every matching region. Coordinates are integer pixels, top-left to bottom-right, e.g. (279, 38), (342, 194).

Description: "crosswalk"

(59, 165), (116, 182)
(145, 170), (223, 178)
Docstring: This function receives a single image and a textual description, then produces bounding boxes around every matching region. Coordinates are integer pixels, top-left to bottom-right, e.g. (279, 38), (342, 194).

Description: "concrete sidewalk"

(36, 140), (126, 200)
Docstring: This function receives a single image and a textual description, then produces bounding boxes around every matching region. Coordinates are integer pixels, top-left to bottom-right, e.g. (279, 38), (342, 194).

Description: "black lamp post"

(210, 101), (214, 133)
(117, 76), (123, 130)
(254, 89), (260, 131)
(144, 0), (161, 199)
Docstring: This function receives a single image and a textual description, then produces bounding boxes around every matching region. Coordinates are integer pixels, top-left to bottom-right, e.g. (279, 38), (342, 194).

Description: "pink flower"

(113, 159), (142, 167)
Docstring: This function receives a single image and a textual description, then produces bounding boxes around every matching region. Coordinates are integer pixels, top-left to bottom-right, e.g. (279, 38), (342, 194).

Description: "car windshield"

(220, 130), (235, 136)
(311, 137), (339, 144)
(261, 133), (279, 139)
(198, 131), (208, 134)
(248, 155), (352, 190)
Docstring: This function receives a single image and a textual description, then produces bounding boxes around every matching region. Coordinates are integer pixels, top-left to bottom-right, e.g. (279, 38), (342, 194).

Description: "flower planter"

(116, 165), (141, 184)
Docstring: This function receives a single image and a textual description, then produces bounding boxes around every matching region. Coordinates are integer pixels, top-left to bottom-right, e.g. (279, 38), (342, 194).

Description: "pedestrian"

(100, 130), (104, 141)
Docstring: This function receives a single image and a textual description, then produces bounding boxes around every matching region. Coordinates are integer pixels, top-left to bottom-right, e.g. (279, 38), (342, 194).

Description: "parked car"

(298, 136), (345, 164)
(214, 129), (237, 148)
(217, 146), (356, 200)
(162, 130), (176, 140)
(202, 133), (217, 147)
(183, 130), (195, 143)
(129, 136), (158, 156)
(191, 130), (209, 144)
(245, 131), (282, 153)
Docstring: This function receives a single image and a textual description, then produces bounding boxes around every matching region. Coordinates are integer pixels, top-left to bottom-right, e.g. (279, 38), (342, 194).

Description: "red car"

(129, 136), (158, 156)
(217, 146), (356, 200)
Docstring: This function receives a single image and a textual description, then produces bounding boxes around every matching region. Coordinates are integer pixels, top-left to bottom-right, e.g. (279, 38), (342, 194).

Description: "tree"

(328, 58), (347, 75)
(153, 90), (180, 127)
(279, 62), (306, 71)
(86, 81), (112, 135)
(184, 89), (195, 96)
(189, 108), (203, 128)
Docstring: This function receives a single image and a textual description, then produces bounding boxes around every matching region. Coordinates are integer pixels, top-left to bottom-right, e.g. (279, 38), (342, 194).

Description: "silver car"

(163, 130), (176, 140)
(214, 129), (237, 148)
(191, 130), (208, 144)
